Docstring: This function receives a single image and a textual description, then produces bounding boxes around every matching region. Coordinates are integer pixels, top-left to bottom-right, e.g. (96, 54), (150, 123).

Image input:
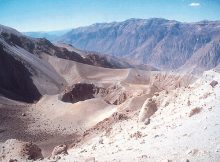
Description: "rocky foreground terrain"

(56, 70), (220, 162)
(0, 24), (220, 162)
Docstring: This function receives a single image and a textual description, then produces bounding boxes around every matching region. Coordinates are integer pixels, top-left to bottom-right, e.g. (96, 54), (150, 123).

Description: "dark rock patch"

(61, 83), (104, 103)
(0, 44), (41, 103)
(210, 80), (218, 88)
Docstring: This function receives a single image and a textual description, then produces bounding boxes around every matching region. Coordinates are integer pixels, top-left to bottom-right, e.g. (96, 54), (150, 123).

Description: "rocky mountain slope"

(0, 24), (150, 103)
(57, 70), (220, 162)
(58, 18), (220, 71)
(0, 25), (65, 103)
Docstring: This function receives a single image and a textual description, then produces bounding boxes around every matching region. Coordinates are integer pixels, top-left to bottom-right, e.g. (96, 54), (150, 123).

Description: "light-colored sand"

(29, 96), (117, 134)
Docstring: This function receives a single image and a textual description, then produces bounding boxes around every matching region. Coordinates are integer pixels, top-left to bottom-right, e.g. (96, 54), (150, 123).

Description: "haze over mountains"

(25, 29), (71, 40)
(26, 18), (220, 72)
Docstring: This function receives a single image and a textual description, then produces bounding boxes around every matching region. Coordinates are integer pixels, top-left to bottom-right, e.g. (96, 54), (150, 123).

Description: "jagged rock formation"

(59, 18), (220, 71)
(50, 144), (68, 159)
(102, 84), (132, 105)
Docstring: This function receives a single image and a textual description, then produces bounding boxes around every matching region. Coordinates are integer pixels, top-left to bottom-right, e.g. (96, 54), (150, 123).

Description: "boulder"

(144, 118), (150, 125)
(98, 137), (104, 144)
(138, 98), (157, 122)
(51, 144), (68, 159)
(210, 80), (218, 88)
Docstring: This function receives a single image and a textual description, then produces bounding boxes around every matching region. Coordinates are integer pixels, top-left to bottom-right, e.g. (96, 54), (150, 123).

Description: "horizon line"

(6, 17), (220, 33)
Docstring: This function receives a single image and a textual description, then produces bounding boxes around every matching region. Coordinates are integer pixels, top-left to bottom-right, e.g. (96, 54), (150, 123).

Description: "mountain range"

(1, 19), (220, 162)
(24, 29), (71, 40)
(31, 18), (219, 72)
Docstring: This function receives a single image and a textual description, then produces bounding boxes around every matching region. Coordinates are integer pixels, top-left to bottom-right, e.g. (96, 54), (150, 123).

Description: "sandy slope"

(43, 54), (131, 85)
(54, 70), (220, 162)
(1, 52), (215, 161)
(29, 96), (117, 134)
(0, 37), (66, 99)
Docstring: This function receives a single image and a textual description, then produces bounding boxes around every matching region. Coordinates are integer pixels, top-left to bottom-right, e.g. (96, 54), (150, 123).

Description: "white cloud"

(189, 2), (200, 7)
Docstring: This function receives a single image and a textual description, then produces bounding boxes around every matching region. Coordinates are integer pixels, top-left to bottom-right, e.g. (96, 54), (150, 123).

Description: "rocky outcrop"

(61, 83), (105, 103)
(61, 83), (134, 105)
(138, 98), (157, 122)
(0, 139), (43, 161)
(50, 144), (68, 159)
(103, 84), (132, 105)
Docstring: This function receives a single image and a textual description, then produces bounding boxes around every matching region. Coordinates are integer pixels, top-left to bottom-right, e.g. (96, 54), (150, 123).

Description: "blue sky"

(0, 0), (220, 32)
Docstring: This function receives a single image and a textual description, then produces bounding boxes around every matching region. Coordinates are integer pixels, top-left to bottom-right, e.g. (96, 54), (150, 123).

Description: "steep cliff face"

(181, 39), (220, 72)
(59, 18), (220, 70)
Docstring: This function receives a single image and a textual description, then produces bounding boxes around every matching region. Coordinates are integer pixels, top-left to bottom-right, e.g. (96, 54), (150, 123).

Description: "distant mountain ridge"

(24, 29), (71, 40)
(56, 18), (220, 72)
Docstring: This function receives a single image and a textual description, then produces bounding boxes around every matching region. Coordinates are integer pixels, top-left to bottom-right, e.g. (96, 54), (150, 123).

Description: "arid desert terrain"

(0, 19), (220, 162)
